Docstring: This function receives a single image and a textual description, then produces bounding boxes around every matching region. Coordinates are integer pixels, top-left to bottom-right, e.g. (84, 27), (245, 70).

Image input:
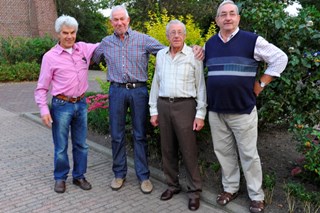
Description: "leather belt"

(111, 82), (146, 89)
(159, 97), (194, 103)
(55, 93), (85, 103)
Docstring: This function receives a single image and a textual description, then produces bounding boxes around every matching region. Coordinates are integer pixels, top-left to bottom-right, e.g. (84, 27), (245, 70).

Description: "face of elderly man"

(57, 25), (77, 49)
(167, 23), (186, 50)
(215, 3), (240, 35)
(110, 8), (130, 37)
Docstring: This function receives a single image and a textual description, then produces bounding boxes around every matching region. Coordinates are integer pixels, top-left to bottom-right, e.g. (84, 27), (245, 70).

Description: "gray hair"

(165, 20), (186, 36)
(110, 5), (129, 20)
(55, 15), (78, 33)
(216, 0), (239, 17)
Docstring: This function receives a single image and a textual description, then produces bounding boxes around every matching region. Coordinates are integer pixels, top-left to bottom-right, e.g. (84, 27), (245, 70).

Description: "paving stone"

(0, 71), (231, 213)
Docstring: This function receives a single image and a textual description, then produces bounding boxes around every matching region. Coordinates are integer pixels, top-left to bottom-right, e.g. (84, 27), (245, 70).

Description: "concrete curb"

(22, 112), (248, 213)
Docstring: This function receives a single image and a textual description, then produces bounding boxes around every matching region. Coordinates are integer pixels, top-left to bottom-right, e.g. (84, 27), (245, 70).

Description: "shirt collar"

(166, 43), (187, 55)
(114, 27), (132, 38)
(218, 27), (239, 42)
(55, 42), (79, 55)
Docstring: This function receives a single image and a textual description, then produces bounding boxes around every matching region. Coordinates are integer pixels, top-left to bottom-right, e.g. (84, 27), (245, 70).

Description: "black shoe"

(160, 189), (181, 201)
(54, 180), (66, 193)
(73, 178), (92, 190)
(188, 198), (200, 211)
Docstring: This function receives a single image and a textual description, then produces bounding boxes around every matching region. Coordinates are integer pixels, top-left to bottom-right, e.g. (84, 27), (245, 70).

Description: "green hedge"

(0, 36), (56, 64)
(0, 62), (40, 82)
(0, 36), (56, 82)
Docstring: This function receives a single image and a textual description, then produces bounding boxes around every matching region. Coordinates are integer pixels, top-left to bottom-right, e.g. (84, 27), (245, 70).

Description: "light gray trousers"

(208, 107), (264, 201)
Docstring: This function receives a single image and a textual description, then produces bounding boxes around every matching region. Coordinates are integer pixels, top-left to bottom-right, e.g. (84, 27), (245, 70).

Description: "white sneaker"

(110, 178), (125, 190)
(140, 179), (153, 194)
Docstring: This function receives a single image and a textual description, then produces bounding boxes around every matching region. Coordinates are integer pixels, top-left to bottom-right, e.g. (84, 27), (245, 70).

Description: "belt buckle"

(169, 97), (174, 102)
(70, 96), (77, 103)
(125, 83), (135, 89)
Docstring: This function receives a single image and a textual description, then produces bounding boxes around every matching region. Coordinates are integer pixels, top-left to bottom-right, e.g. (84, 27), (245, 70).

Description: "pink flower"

(86, 93), (109, 112)
(291, 166), (302, 176)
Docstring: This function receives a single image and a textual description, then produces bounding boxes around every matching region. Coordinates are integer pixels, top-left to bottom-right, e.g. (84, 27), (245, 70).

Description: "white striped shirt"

(149, 44), (207, 119)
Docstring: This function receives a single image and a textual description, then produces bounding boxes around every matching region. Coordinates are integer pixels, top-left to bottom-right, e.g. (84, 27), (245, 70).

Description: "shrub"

(239, 0), (320, 193)
(289, 118), (320, 184)
(0, 36), (55, 82)
(238, 1), (320, 128)
(0, 36), (56, 64)
(0, 62), (40, 82)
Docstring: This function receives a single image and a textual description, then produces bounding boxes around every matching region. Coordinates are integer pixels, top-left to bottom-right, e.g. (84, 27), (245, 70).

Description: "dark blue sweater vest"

(205, 30), (259, 114)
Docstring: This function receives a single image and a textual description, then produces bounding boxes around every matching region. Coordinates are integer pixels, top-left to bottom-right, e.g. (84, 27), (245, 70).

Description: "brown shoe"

(73, 178), (92, 190)
(110, 178), (125, 190)
(54, 180), (66, 193)
(188, 198), (200, 211)
(160, 189), (181, 201)
(250, 200), (265, 213)
(216, 191), (238, 206)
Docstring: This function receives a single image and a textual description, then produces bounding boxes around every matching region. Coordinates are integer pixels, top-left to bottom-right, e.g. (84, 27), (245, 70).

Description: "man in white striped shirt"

(149, 19), (207, 211)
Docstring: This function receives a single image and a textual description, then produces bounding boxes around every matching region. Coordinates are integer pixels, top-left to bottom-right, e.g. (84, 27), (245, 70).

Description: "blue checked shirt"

(93, 28), (165, 83)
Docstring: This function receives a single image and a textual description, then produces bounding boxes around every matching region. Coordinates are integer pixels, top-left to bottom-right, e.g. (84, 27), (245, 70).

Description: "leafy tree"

(107, 0), (220, 34)
(154, 0), (218, 34)
(56, 0), (108, 42)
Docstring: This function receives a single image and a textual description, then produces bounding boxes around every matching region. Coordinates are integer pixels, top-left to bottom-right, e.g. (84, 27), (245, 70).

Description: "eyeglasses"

(169, 31), (185, 37)
(218, 12), (238, 19)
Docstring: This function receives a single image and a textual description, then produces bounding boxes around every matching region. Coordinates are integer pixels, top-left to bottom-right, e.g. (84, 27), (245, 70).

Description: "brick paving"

(0, 71), (242, 213)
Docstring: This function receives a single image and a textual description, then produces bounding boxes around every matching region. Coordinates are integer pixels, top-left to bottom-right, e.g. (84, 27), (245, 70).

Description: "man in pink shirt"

(34, 15), (98, 193)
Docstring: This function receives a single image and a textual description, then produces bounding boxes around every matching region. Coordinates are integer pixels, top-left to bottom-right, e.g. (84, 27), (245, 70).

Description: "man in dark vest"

(205, 1), (288, 212)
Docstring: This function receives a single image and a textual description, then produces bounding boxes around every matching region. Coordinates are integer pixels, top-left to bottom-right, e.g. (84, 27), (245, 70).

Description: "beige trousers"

(208, 107), (264, 201)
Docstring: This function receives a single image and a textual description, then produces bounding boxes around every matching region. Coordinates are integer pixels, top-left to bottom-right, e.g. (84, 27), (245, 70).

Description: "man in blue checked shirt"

(93, 5), (203, 194)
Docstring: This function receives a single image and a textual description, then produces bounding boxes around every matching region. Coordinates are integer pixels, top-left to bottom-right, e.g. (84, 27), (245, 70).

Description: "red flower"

(291, 166), (302, 176)
(86, 94), (109, 112)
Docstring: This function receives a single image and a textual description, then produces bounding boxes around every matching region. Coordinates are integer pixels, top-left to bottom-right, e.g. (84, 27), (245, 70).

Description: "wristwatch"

(259, 80), (267, 88)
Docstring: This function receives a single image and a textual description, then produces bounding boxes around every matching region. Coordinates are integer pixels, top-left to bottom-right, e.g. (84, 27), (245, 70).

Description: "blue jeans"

(109, 84), (150, 181)
(50, 97), (88, 181)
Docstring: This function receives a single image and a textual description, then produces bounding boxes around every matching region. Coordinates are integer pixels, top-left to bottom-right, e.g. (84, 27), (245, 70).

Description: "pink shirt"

(34, 42), (99, 116)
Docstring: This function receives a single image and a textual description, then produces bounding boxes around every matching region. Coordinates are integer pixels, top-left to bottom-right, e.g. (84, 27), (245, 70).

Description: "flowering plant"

(290, 118), (320, 182)
(86, 94), (109, 112)
(86, 93), (109, 135)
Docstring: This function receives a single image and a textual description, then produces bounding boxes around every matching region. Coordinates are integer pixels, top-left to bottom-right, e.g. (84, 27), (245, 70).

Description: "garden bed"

(87, 126), (319, 213)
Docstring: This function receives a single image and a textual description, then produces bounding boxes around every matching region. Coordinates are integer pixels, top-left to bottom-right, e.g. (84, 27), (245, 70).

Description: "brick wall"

(0, 0), (57, 38)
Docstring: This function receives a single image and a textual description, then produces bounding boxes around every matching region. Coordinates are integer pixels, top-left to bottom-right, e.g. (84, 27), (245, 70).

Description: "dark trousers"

(158, 98), (202, 197)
